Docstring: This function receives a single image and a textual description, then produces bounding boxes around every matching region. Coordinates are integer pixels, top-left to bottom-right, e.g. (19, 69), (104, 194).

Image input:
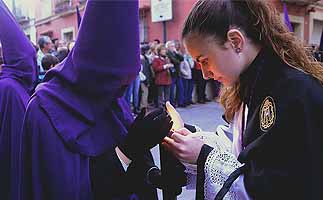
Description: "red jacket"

(152, 57), (172, 85)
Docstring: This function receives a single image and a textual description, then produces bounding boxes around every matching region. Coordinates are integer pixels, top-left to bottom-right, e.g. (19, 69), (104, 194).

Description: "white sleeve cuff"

(115, 146), (132, 171)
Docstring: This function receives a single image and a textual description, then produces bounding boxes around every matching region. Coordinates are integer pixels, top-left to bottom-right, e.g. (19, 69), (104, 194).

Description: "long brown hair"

(182, 0), (323, 122)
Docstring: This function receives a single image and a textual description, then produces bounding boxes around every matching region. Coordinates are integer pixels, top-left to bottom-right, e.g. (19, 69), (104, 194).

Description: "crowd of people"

(131, 39), (221, 114)
(1, 36), (221, 115)
(2, 36), (322, 117)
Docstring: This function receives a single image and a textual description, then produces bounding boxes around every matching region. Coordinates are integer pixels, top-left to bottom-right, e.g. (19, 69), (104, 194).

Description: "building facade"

(34, 0), (86, 44)
(141, 0), (323, 46)
(4, 0), (323, 47)
(4, 0), (37, 43)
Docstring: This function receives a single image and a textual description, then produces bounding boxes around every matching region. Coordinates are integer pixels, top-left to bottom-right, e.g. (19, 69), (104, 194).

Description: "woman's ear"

(227, 29), (245, 53)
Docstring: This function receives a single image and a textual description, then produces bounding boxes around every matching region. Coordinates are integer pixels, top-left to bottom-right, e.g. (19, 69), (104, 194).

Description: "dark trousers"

(177, 77), (185, 106)
(148, 81), (158, 107)
(170, 76), (178, 106)
(194, 69), (207, 102)
(170, 76), (185, 107)
(157, 85), (171, 108)
(183, 78), (193, 105)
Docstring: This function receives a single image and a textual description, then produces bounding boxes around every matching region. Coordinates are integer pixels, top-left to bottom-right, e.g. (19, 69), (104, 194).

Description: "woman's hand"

(162, 128), (204, 164)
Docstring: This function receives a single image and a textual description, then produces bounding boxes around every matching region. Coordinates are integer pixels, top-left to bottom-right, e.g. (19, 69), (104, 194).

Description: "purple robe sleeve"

(0, 79), (28, 200)
(20, 97), (92, 200)
(19, 96), (158, 200)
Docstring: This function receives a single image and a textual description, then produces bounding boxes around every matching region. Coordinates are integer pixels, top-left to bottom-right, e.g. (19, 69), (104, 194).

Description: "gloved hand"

(120, 108), (173, 160)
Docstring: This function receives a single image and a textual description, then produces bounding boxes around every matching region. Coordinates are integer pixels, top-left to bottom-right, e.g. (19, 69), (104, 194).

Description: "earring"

(235, 48), (241, 53)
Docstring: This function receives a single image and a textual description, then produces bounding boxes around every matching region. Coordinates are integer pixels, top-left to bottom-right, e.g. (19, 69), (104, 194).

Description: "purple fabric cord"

(0, 0), (36, 94)
(283, 3), (293, 32)
(34, 0), (140, 156)
(76, 5), (82, 28)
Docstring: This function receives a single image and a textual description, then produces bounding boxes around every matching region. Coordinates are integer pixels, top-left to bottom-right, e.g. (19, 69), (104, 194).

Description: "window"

(61, 27), (75, 42)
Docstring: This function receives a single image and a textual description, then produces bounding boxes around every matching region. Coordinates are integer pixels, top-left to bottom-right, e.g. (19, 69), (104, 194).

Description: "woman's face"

(184, 35), (245, 86)
(160, 48), (167, 56)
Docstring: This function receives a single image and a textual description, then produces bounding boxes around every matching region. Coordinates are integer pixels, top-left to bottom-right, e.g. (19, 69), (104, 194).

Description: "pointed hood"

(0, 0), (37, 94)
(35, 0), (140, 156)
(45, 0), (140, 99)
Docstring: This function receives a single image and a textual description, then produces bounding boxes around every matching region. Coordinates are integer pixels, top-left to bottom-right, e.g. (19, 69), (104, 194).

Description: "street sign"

(151, 0), (172, 23)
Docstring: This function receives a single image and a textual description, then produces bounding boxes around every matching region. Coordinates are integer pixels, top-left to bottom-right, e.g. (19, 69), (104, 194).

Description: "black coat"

(198, 50), (323, 200)
(166, 51), (184, 77)
(239, 50), (323, 199)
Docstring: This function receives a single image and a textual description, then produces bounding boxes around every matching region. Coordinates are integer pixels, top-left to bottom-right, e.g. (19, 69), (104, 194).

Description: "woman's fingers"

(163, 133), (204, 164)
(174, 128), (191, 136)
(171, 132), (187, 143)
(162, 137), (179, 152)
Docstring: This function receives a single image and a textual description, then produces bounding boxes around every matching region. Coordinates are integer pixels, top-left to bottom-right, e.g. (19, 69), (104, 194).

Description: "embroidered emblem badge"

(260, 96), (276, 132)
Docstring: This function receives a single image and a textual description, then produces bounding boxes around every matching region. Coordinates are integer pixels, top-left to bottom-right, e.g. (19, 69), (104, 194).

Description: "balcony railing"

(14, 7), (29, 23)
(282, 0), (321, 6)
(54, 0), (72, 14)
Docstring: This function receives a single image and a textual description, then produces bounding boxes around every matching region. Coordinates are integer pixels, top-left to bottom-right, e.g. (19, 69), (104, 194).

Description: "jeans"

(177, 77), (185, 106)
(183, 78), (193, 104)
(124, 75), (141, 109)
(157, 85), (171, 108)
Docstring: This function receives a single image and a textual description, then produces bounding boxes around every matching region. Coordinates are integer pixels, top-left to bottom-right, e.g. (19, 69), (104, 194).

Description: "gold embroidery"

(260, 96), (276, 132)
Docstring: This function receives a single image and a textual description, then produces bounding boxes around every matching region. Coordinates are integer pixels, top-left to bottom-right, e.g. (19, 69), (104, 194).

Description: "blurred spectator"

(55, 47), (69, 62)
(314, 51), (323, 63)
(152, 44), (173, 108)
(67, 40), (76, 52)
(140, 44), (154, 109)
(37, 36), (54, 81)
(147, 42), (159, 107)
(41, 54), (59, 72)
(174, 39), (182, 52)
(153, 39), (160, 45)
(55, 39), (67, 50)
(181, 51), (195, 106)
(166, 40), (184, 107)
(139, 64), (147, 108)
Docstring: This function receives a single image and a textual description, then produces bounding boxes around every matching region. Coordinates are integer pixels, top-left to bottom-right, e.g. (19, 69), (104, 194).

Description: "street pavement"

(150, 101), (225, 200)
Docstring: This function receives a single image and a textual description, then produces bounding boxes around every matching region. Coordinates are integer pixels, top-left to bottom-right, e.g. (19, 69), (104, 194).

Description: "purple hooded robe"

(0, 1), (36, 199)
(19, 1), (157, 200)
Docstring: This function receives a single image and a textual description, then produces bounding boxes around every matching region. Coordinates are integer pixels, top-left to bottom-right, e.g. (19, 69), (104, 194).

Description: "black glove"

(126, 155), (187, 194)
(147, 162), (187, 193)
(120, 108), (173, 160)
